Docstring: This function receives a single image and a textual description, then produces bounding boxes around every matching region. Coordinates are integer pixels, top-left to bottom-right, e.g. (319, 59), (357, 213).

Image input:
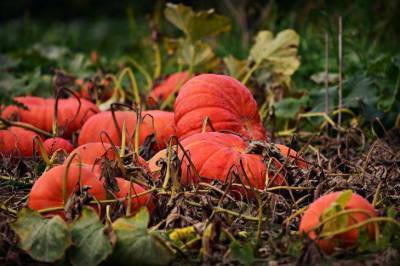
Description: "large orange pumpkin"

(299, 191), (377, 254)
(0, 127), (40, 157)
(78, 110), (175, 152)
(179, 132), (279, 191)
(174, 74), (266, 141)
(28, 165), (107, 216)
(2, 96), (100, 137)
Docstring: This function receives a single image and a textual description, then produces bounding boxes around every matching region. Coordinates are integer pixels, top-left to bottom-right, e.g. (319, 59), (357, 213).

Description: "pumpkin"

(66, 142), (151, 175)
(174, 74), (266, 140)
(28, 165), (107, 216)
(43, 137), (74, 156)
(78, 110), (175, 152)
(147, 71), (190, 106)
(179, 132), (279, 192)
(2, 96), (100, 137)
(114, 177), (154, 213)
(65, 142), (116, 173)
(299, 191), (377, 254)
(0, 127), (40, 157)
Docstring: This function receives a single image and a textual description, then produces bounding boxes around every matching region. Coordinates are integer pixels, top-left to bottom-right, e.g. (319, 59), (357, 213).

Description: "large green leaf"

(165, 3), (230, 41)
(11, 208), (71, 263)
(249, 29), (300, 76)
(68, 207), (113, 266)
(111, 208), (174, 266)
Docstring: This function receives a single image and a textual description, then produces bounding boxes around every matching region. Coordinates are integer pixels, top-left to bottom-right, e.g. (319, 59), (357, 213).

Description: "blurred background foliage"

(1, 0), (399, 133)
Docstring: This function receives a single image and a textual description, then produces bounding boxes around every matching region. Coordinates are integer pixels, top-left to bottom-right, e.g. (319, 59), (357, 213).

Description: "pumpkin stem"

(133, 107), (141, 157)
(118, 67), (141, 108)
(241, 61), (261, 86)
(33, 136), (51, 166)
(201, 116), (216, 133)
(162, 138), (173, 191)
(119, 56), (153, 92)
(318, 217), (400, 239)
(153, 43), (161, 79)
(126, 176), (134, 216)
(0, 118), (53, 138)
(120, 120), (127, 158)
(99, 131), (127, 178)
(62, 152), (79, 206)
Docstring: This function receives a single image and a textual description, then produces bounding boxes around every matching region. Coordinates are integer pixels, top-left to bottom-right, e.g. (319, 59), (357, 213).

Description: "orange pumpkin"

(299, 191), (377, 254)
(2, 96), (100, 137)
(0, 127), (39, 157)
(65, 142), (116, 173)
(28, 165), (107, 216)
(179, 132), (275, 191)
(78, 110), (175, 152)
(114, 177), (154, 213)
(174, 74), (266, 141)
(43, 137), (74, 156)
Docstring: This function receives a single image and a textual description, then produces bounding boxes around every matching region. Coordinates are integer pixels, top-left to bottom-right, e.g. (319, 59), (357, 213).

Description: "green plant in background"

(163, 3), (231, 74)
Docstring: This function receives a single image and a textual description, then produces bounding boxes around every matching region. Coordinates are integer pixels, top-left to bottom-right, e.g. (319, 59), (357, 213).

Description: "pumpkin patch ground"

(1, 2), (400, 265)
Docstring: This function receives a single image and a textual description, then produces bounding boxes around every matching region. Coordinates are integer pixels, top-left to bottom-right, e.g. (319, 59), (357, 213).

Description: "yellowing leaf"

(111, 208), (174, 265)
(249, 29), (300, 76)
(165, 3), (230, 41)
(223, 55), (248, 79)
(11, 208), (71, 263)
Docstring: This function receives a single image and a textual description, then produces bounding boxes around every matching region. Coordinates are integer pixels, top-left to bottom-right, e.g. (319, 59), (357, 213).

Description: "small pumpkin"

(299, 191), (377, 254)
(65, 142), (116, 173)
(174, 74), (266, 141)
(2, 96), (100, 137)
(28, 165), (107, 216)
(147, 148), (168, 179)
(147, 71), (190, 106)
(114, 177), (154, 213)
(78, 110), (175, 152)
(43, 137), (74, 156)
(0, 127), (40, 157)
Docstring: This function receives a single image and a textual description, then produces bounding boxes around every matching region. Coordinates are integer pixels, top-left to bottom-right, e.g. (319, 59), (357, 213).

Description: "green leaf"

(273, 97), (308, 119)
(111, 208), (174, 266)
(229, 240), (255, 266)
(165, 3), (230, 41)
(249, 29), (300, 76)
(11, 208), (71, 263)
(68, 207), (113, 266)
